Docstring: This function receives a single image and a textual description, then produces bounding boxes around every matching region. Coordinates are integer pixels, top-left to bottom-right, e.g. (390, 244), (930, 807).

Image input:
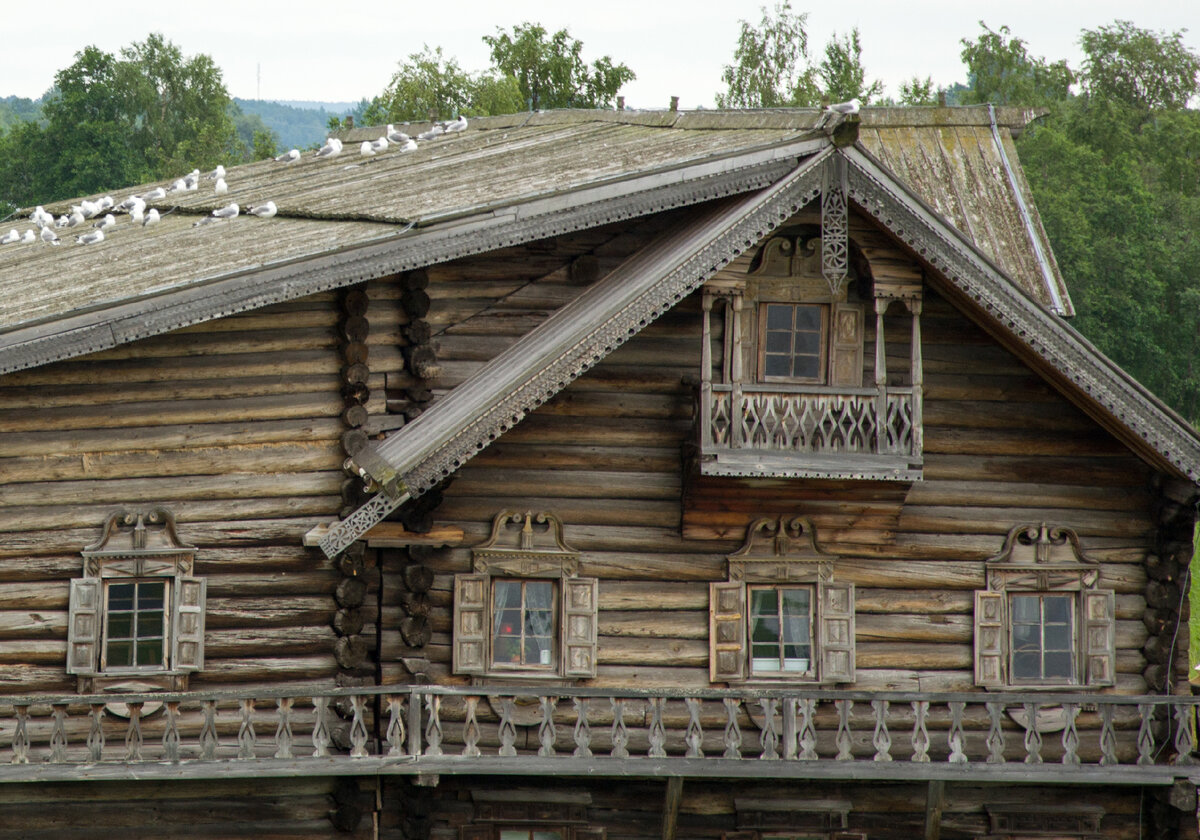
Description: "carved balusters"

(238, 699), (256, 760)
(163, 701), (181, 763)
(723, 698), (742, 759)
(387, 695), (407, 757)
(798, 698), (818, 761)
(462, 696), (481, 758)
(422, 694), (442, 757)
(835, 700), (853, 761)
(1173, 703), (1196, 764)
(88, 704), (106, 762)
(1137, 703), (1156, 766)
(311, 696), (330, 758)
(538, 697), (558, 757)
(781, 698), (797, 761)
(685, 698), (704, 759)
(947, 701), (966, 764)
(910, 700), (930, 763)
(985, 702), (1005, 765)
(120, 702), (143, 761)
(573, 697), (592, 758)
(274, 697), (294, 759)
(350, 694), (368, 758)
(610, 698), (629, 759)
(1099, 703), (1117, 766)
(648, 698), (667, 758)
(11, 705), (29, 765)
(871, 700), (891, 762)
(759, 698), (779, 760)
(1021, 702), (1042, 765)
(200, 700), (218, 760)
(498, 697), (517, 757)
(50, 704), (68, 763)
(1060, 703), (1079, 767)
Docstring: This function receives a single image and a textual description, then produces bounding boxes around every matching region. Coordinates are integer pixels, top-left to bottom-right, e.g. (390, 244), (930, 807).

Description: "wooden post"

(730, 295), (744, 448)
(910, 299), (924, 458)
(924, 779), (945, 840)
(700, 292), (714, 449)
(661, 776), (683, 840)
(874, 298), (888, 454)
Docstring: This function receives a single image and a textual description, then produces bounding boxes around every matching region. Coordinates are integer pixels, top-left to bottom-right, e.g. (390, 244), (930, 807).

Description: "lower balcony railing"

(0, 686), (1196, 784)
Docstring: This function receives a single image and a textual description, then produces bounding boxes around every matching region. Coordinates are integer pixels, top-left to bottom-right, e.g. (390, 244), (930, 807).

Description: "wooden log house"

(0, 107), (1198, 839)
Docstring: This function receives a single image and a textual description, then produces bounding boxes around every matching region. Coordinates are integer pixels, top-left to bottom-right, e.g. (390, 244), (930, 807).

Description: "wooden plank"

(662, 776), (683, 840)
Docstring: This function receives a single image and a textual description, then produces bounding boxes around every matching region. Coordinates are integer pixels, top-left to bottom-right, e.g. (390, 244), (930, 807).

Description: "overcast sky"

(3, 1), (1198, 111)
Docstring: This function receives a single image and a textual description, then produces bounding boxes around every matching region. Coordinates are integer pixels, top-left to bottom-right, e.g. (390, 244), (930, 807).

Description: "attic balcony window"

(696, 233), (923, 482)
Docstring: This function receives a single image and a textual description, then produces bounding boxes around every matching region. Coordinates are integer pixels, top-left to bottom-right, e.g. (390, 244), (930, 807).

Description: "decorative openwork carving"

(472, 511), (580, 578)
(821, 156), (850, 296)
(82, 509), (196, 579)
(985, 523), (1101, 592)
(727, 516), (833, 583)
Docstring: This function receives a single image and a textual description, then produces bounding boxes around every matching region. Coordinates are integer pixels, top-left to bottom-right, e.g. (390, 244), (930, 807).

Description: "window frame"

(489, 578), (559, 673)
(747, 584), (816, 679)
(100, 577), (172, 674)
(1007, 591), (1077, 686)
(757, 301), (829, 385)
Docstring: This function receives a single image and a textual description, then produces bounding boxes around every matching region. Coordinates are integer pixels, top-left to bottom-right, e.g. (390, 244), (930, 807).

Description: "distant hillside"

(234, 99), (368, 150)
(0, 96), (42, 131)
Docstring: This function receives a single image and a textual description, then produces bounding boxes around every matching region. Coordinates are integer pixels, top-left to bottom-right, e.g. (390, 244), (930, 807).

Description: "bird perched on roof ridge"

(826, 98), (860, 115)
(206, 165), (226, 181)
(248, 201), (277, 219)
(76, 229), (104, 245)
(359, 140), (375, 156)
(387, 125), (410, 143)
(41, 226), (60, 245)
(315, 138), (343, 158)
(397, 137), (418, 154)
(275, 148), (301, 163)
(371, 136), (388, 153)
(212, 202), (239, 220)
(1, 230), (18, 245)
(445, 115), (468, 133)
(215, 177), (228, 195)
(143, 187), (167, 201)
(417, 124), (443, 141)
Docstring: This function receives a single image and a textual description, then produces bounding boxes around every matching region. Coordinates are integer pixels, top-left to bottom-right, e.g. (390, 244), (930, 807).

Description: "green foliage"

(959, 22), (1074, 106)
(483, 23), (634, 110)
(1080, 20), (1200, 112)
(716, 2), (814, 108)
(251, 128), (278, 161)
(898, 77), (939, 106)
(230, 102), (278, 159)
(233, 99), (349, 150)
(816, 29), (884, 105)
(0, 96), (42, 132)
(362, 47), (521, 123)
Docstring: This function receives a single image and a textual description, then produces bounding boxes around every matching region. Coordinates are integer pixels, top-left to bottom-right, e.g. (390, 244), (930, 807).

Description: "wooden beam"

(303, 521), (463, 548)
(924, 779), (945, 840)
(662, 776), (683, 840)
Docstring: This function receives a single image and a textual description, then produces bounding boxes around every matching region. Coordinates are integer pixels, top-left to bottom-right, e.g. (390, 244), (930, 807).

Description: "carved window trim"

(454, 511), (598, 680)
(974, 524), (1115, 690)
(68, 509), (206, 693)
(711, 517), (855, 685)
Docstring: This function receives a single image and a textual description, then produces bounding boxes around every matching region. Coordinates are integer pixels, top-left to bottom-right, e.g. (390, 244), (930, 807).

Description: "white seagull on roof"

(826, 98), (860, 115)
(275, 148), (301, 163)
(212, 202), (239, 220)
(20, 230), (35, 244)
(30, 206), (52, 228)
(359, 140), (375, 156)
(1, 230), (18, 245)
(143, 187), (167, 201)
(94, 214), (116, 231)
(76, 229), (104, 245)
(41, 226), (60, 245)
(397, 137), (418, 154)
(315, 138), (343, 158)
(445, 115), (468, 133)
(215, 177), (228, 195)
(386, 125), (409, 143)
(142, 208), (160, 226)
(206, 165), (226, 181)
(248, 201), (277, 219)
(417, 124), (443, 141)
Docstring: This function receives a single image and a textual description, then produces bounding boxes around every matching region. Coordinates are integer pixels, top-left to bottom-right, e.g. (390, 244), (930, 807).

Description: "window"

(759, 303), (828, 383)
(67, 510), (206, 691)
(711, 518), (854, 685)
(974, 524), (1114, 689)
(454, 511), (597, 679)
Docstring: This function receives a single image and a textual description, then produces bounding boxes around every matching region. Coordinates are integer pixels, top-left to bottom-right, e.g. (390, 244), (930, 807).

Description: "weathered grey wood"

(661, 776), (683, 840)
(923, 779), (945, 840)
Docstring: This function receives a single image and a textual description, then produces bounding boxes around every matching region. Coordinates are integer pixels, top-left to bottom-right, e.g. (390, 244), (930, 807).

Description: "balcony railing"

(0, 686), (1196, 785)
(698, 384), (922, 480)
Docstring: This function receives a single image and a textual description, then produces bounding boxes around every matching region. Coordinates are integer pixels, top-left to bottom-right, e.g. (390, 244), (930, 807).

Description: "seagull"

(359, 140), (375, 156)
(97, 195), (114, 212)
(192, 216), (218, 227)
(826, 98), (861, 115)
(386, 125), (410, 143)
(371, 136), (388, 153)
(130, 207), (144, 225)
(0, 230), (18, 244)
(315, 138), (343, 158)
(117, 195), (142, 211)
(212, 202), (239, 220)
(66, 210), (85, 228)
(94, 214), (116, 231)
(215, 177), (228, 195)
(168, 178), (188, 193)
(30, 206), (52, 228)
(143, 187), (167, 201)
(20, 230), (35, 244)
(54, 214), (69, 228)
(275, 148), (301, 163)
(76, 229), (104, 245)
(206, 165), (226, 180)
(41, 226), (60, 244)
(247, 201), (277, 219)
(142, 208), (160, 226)
(397, 137), (418, 154)
(417, 124), (443, 141)
(78, 199), (98, 218)
(444, 115), (468, 133)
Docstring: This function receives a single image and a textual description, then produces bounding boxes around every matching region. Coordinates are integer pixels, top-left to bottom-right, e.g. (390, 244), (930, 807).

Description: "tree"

(1079, 20), (1200, 112)
(898, 76), (939, 106)
(483, 23), (635, 110)
(717, 2), (816, 108)
(817, 29), (884, 104)
(363, 47), (522, 124)
(959, 23), (1074, 106)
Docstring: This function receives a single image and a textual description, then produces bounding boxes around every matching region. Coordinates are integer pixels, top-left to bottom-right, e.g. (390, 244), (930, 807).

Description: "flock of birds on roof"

(0, 115), (469, 250)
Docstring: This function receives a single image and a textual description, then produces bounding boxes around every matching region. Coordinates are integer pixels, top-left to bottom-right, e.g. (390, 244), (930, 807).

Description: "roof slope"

(0, 107), (1064, 377)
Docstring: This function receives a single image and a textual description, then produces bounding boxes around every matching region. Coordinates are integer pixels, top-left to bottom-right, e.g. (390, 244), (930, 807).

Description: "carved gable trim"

(985, 523), (1100, 592)
(472, 511), (580, 578)
(728, 516), (833, 583)
(81, 509), (196, 578)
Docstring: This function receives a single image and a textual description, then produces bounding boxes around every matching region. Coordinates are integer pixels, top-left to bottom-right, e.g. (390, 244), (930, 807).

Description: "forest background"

(2, 7), (1199, 667)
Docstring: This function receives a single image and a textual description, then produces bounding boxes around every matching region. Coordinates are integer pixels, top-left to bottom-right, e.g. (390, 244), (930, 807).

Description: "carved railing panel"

(0, 687), (1194, 782)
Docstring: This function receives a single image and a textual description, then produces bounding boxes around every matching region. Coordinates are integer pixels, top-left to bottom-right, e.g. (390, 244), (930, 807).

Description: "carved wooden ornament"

(727, 516), (833, 583)
(472, 510), (580, 577)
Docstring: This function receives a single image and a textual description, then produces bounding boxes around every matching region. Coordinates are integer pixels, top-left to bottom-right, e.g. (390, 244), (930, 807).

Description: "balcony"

(0, 686), (1195, 786)
(698, 384), (923, 481)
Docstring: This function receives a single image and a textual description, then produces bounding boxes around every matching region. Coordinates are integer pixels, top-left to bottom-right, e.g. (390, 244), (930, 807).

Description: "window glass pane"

(1044, 651), (1074, 679)
(139, 581), (166, 610)
(794, 305), (821, 331)
(136, 638), (164, 667)
(107, 612), (133, 640)
(765, 330), (792, 354)
(532, 832), (563, 840)
(499, 831), (529, 840)
(139, 610), (164, 638)
(493, 636), (520, 665)
(793, 328), (821, 356)
(494, 580), (521, 609)
(750, 588), (778, 616)
(766, 304), (793, 330)
(1044, 595), (1072, 623)
(1010, 595), (1039, 623)
(1012, 650), (1040, 680)
(526, 581), (553, 609)
(752, 654), (781, 672)
(107, 584), (134, 612)
(763, 353), (791, 378)
(1044, 622), (1072, 652)
(751, 616), (780, 644)
(107, 640), (133, 669)
(791, 355), (821, 379)
(1011, 623), (1038, 652)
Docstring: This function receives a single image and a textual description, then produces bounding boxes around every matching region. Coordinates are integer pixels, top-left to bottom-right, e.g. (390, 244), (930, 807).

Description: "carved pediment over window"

(985, 523), (1101, 592)
(472, 511), (580, 578)
(727, 516), (832, 583)
(81, 509), (196, 578)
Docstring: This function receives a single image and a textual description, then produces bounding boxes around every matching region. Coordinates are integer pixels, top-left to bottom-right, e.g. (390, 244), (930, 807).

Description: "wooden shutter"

(819, 582), (856, 683)
(828, 303), (864, 387)
(974, 590), (1006, 688)
(453, 574), (488, 675)
(1082, 589), (1116, 687)
(66, 578), (101, 675)
(172, 575), (207, 672)
(562, 577), (599, 678)
(709, 581), (747, 682)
